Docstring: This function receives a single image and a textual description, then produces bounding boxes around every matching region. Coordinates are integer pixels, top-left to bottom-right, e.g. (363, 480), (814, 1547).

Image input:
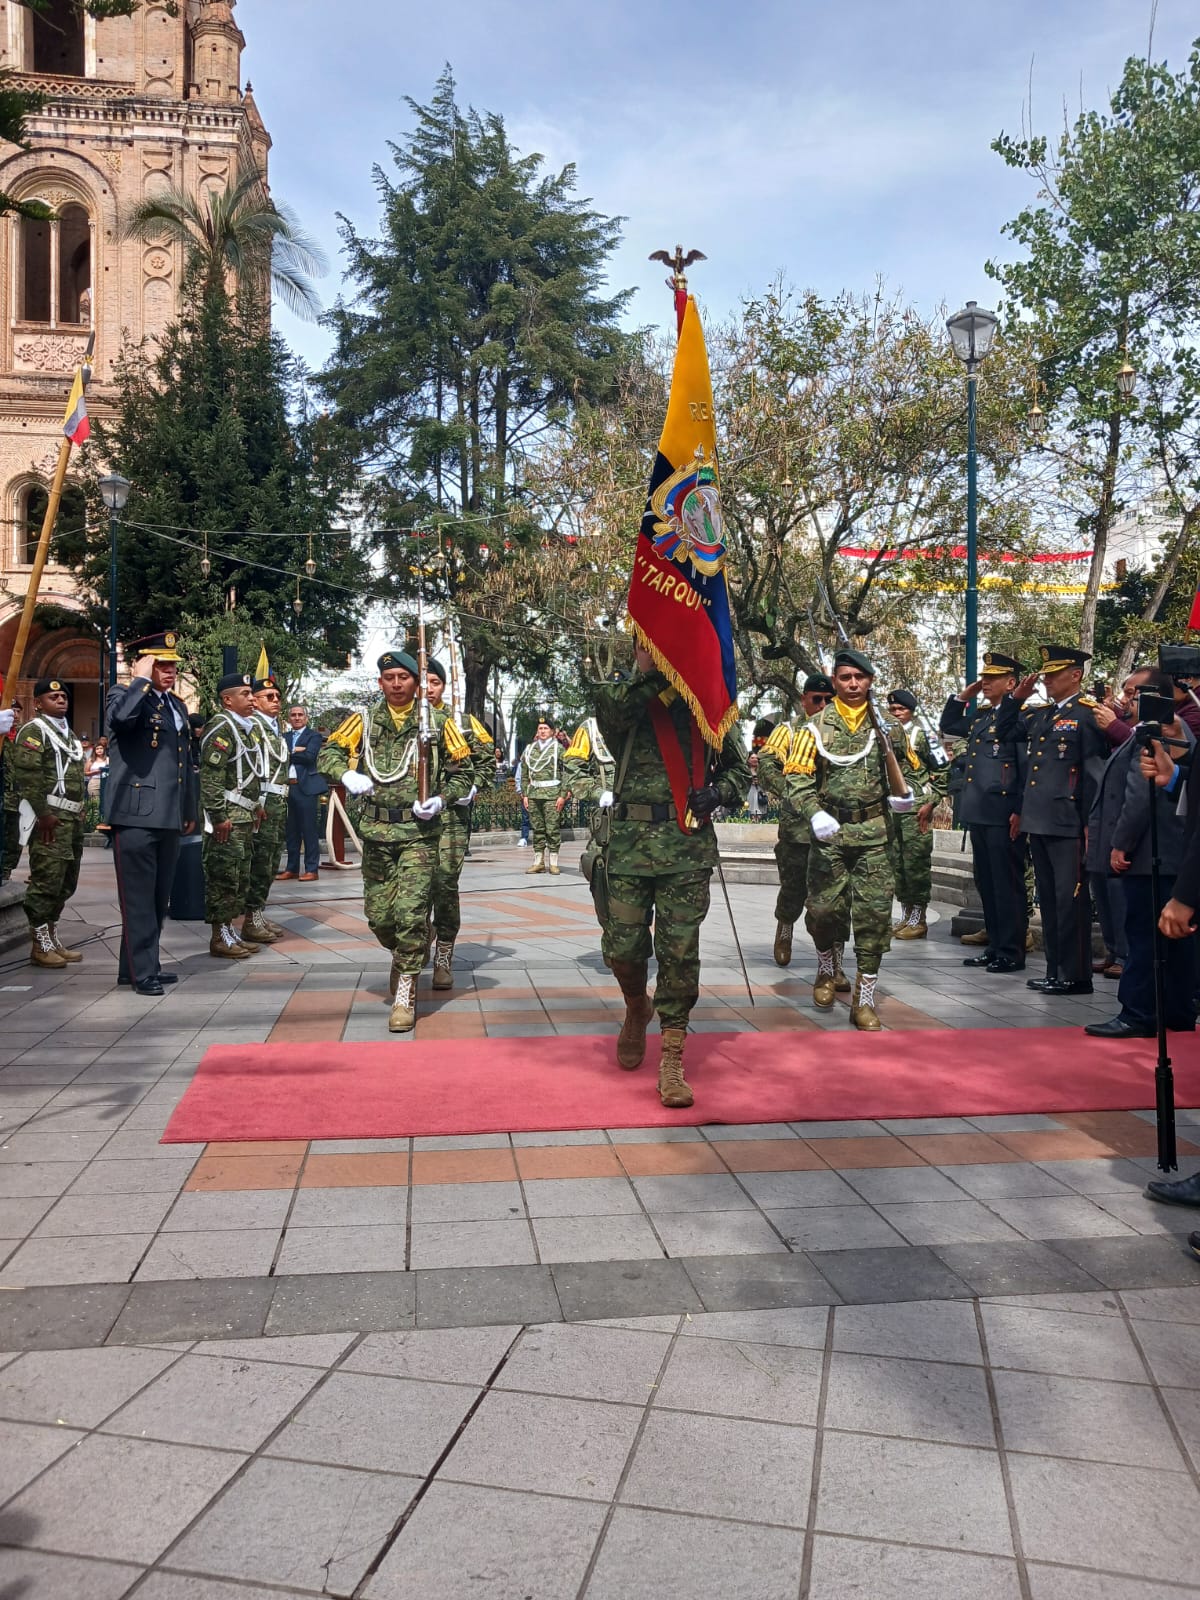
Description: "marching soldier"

(590, 643), (749, 1108)
(940, 652), (1028, 972)
(201, 672), (265, 960)
(564, 700), (620, 949)
(519, 714), (568, 874)
(316, 649), (471, 1032)
(885, 688), (949, 939)
(996, 644), (1108, 994)
(425, 657), (494, 989)
(13, 678), (87, 968)
(787, 649), (916, 1029)
(241, 674), (290, 946)
(758, 672), (849, 980)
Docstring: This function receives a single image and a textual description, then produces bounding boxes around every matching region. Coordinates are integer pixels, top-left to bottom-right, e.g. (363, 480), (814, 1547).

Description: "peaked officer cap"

(982, 651), (1022, 676)
(130, 629), (181, 662)
(1038, 644), (1090, 672)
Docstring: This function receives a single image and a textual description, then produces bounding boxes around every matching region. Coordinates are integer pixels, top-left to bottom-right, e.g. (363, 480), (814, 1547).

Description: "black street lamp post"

(945, 301), (999, 685)
(98, 473), (131, 690)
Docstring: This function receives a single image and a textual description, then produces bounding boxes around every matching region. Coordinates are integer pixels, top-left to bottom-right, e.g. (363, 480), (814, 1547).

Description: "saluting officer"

(996, 644), (1108, 994)
(200, 672), (265, 960)
(13, 678), (87, 968)
(940, 651), (1028, 973)
(105, 630), (197, 995)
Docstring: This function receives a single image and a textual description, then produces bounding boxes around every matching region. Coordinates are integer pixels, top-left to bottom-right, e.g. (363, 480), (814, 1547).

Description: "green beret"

(425, 658), (446, 683)
(378, 650), (418, 676)
(833, 648), (875, 678)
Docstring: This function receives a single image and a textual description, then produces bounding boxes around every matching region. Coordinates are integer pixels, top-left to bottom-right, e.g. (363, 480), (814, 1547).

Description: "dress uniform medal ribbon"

(647, 696), (707, 834)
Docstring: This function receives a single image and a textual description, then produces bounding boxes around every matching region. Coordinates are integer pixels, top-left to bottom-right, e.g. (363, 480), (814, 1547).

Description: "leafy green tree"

(320, 67), (632, 712)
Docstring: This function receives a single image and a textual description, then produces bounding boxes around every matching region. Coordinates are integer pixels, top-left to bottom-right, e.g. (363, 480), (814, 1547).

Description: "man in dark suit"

(278, 703), (326, 882)
(104, 630), (197, 995)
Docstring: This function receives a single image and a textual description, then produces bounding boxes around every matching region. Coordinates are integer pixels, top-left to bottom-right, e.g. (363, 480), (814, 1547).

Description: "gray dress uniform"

(104, 636), (197, 987)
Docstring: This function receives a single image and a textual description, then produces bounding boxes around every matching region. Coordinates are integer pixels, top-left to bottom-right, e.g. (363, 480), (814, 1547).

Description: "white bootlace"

(434, 941), (453, 968)
(33, 925), (55, 953)
(394, 975), (416, 1008)
(857, 974), (878, 1008)
(220, 924), (241, 948)
(816, 949), (835, 978)
(906, 906), (923, 927)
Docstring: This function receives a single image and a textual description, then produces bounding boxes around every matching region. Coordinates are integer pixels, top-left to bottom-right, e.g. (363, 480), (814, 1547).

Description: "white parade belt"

(45, 794), (84, 815)
(263, 782), (288, 797)
(224, 789), (258, 811)
(530, 780), (559, 790)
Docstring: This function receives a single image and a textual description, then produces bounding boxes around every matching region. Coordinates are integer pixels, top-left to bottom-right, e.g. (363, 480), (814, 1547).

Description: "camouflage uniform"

(786, 700), (910, 979)
(317, 701), (471, 973)
(592, 671), (748, 1032)
(200, 711), (264, 927)
(564, 716), (618, 937)
(889, 722), (949, 914)
(758, 714), (812, 926)
(12, 713), (86, 939)
(431, 711), (494, 941)
(519, 738), (565, 855)
(245, 711), (290, 922)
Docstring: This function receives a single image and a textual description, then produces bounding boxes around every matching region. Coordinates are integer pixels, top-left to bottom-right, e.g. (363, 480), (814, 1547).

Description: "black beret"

(887, 688), (917, 711)
(33, 678), (66, 696)
(252, 676), (280, 693)
(217, 672), (252, 694)
(425, 658), (446, 683)
(833, 648), (875, 677)
(378, 650), (418, 676)
(802, 674), (834, 695)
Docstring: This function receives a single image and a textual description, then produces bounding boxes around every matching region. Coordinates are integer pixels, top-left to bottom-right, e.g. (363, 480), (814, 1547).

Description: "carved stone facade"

(0, 0), (269, 734)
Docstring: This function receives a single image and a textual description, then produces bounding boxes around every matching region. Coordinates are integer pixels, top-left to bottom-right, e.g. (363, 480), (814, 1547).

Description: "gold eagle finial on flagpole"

(648, 245), (706, 295)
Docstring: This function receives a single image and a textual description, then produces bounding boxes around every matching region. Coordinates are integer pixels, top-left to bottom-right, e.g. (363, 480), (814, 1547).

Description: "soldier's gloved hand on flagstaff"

(598, 790), (614, 809)
(811, 810), (840, 841)
(0, 709), (14, 736)
(413, 796), (443, 820)
(340, 770), (374, 796)
(687, 785), (723, 819)
(887, 792), (915, 813)
(455, 785), (478, 807)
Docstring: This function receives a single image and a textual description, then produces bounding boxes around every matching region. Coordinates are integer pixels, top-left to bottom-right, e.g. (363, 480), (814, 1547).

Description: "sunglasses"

(808, 693), (833, 704)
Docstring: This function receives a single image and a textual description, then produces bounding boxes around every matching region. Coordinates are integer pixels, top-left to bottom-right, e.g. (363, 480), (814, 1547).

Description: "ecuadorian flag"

(626, 297), (736, 747)
(61, 367), (89, 445)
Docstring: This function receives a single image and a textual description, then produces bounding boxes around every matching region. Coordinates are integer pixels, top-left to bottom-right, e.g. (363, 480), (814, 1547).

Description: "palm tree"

(121, 165), (327, 320)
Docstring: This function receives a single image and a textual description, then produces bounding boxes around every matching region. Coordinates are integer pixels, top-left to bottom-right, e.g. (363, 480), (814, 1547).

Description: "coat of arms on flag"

(650, 450), (726, 577)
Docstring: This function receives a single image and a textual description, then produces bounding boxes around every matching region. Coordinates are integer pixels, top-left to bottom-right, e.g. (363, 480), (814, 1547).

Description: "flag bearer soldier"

(201, 672), (266, 960)
(591, 642), (750, 1108)
(885, 688), (950, 940)
(13, 678), (87, 968)
(425, 657), (493, 989)
(786, 649), (916, 1029)
(317, 649), (471, 1032)
(519, 714), (568, 874)
(758, 673), (850, 985)
(940, 652), (1029, 973)
(995, 644), (1108, 994)
(241, 674), (290, 946)
(105, 631), (197, 995)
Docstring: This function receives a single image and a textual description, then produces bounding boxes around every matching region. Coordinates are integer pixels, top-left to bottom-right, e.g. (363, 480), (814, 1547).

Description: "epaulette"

(326, 712), (363, 751)
(1078, 695), (1099, 709)
(658, 687), (678, 707)
(762, 724), (792, 761)
(443, 719), (471, 761)
(469, 714), (494, 747)
(783, 727), (817, 776)
(564, 725), (592, 761)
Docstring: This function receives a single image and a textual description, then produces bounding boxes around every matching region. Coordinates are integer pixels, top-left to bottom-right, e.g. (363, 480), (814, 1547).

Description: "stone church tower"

(0, 0), (270, 734)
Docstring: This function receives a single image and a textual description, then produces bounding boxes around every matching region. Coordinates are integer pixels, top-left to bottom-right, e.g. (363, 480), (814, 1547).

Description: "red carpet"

(161, 1029), (1200, 1143)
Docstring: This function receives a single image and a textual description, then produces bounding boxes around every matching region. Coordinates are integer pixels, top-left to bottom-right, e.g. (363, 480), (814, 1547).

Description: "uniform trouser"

(112, 825), (181, 984)
(605, 867), (711, 1031)
(246, 801), (288, 913)
(773, 832), (810, 924)
(285, 788), (321, 874)
(970, 824), (1028, 965)
(203, 819), (255, 925)
(527, 796), (561, 852)
(432, 811), (470, 939)
(1090, 871), (1128, 963)
(805, 836), (894, 975)
(890, 810), (933, 907)
(1, 804), (22, 881)
(1029, 833), (1090, 984)
(362, 834), (438, 973)
(24, 819), (85, 927)
(1118, 875), (1198, 1029)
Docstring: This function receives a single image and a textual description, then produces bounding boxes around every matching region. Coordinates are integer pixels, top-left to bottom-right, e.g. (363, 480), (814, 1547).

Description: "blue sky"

(240, 0), (1198, 372)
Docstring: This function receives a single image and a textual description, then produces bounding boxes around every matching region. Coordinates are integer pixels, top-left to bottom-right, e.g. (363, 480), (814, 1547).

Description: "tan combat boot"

(892, 904), (912, 934)
(432, 938), (454, 990)
(525, 850), (546, 875)
(812, 948), (837, 1010)
(386, 949), (403, 1002)
(611, 959), (652, 1070)
(894, 905), (927, 940)
(389, 973), (417, 1033)
(49, 924), (82, 963)
(851, 972), (883, 1031)
(547, 851), (561, 875)
(833, 941), (851, 993)
(1025, 928), (1035, 952)
(30, 924), (67, 969)
(657, 1028), (694, 1108)
(773, 921), (793, 967)
(961, 928), (989, 946)
(239, 909), (279, 944)
(209, 923), (251, 960)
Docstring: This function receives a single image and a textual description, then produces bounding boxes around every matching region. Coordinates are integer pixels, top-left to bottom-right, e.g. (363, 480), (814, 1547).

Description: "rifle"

(416, 591), (432, 804)
(814, 578), (910, 799)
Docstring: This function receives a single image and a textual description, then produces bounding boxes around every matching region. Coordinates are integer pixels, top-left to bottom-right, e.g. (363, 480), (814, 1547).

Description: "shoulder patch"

(442, 720), (471, 761)
(564, 725), (591, 762)
(762, 725), (792, 761)
(469, 714), (494, 747)
(326, 712), (363, 751)
(18, 733), (42, 751)
(784, 728), (817, 776)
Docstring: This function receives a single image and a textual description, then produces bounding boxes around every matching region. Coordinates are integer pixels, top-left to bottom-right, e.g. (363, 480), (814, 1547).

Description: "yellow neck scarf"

(387, 702), (415, 732)
(833, 697), (870, 733)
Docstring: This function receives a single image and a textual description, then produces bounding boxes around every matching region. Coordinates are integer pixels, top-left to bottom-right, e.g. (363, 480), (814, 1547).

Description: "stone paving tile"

(648, 1209), (788, 1258)
(33, 1191), (177, 1237)
(932, 1240), (1107, 1298)
(108, 1277), (274, 1345)
(653, 1331), (823, 1425)
(737, 1169), (862, 1209)
(101, 1352), (323, 1451)
(408, 1180), (525, 1224)
(585, 1507), (806, 1600)
(409, 1218), (537, 1269)
(0, 1344), (178, 1427)
(193, 1331), (355, 1367)
(0, 1432), (244, 1564)
(604, 1125), (702, 1142)
(994, 1367), (1187, 1469)
(622, 1407), (815, 1525)
(681, 1251), (838, 1312)
(496, 1322), (671, 1405)
(1050, 1234), (1200, 1289)
(417, 1265), (561, 1329)
(985, 1196), (1140, 1240)
(1120, 1286), (1200, 1323)
(265, 1270), (415, 1337)
(630, 1173), (755, 1212)
(0, 1282), (130, 1350)
(266, 1368), (480, 1475)
(824, 1349), (996, 1445)
(160, 1190), (293, 1232)
(765, 1204), (905, 1252)
(0, 1551), (143, 1599)
(1025, 1569), (1200, 1599)
(0, 1417), (85, 1503)
(611, 1142), (727, 1176)
(363, 1480), (606, 1600)
(875, 1199), (1026, 1246)
(533, 1213), (663, 1263)
(68, 1158), (192, 1195)
(1129, 1316), (1200, 1387)
(168, 1456), (415, 1594)
(807, 1536), (1021, 1600)
(342, 1324), (518, 1385)
(841, 1165), (967, 1203)
(0, 1231), (152, 1286)
(441, 1387), (641, 1500)
(0, 1129), (112, 1162)
(678, 1306), (830, 1347)
(134, 1228), (280, 1281)
(551, 1259), (700, 1322)
(0, 1195), (54, 1236)
(980, 1303), (1149, 1382)
(521, 1177), (640, 1217)
(816, 1430), (1013, 1555)
(811, 1245), (972, 1304)
(273, 1224), (408, 1276)
(942, 1161), (1075, 1199)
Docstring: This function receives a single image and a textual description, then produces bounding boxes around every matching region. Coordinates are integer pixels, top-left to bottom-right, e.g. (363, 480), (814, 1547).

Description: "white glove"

(413, 796), (443, 820)
(811, 810), (840, 842)
(887, 792), (915, 813)
(340, 769), (374, 796)
(455, 784), (478, 808)
(598, 790), (614, 809)
(0, 709), (14, 736)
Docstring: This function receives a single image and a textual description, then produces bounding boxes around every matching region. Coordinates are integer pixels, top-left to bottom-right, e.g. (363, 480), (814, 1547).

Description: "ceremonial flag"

(1189, 581), (1200, 632)
(627, 297), (736, 747)
(61, 367), (89, 444)
(255, 642), (271, 680)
